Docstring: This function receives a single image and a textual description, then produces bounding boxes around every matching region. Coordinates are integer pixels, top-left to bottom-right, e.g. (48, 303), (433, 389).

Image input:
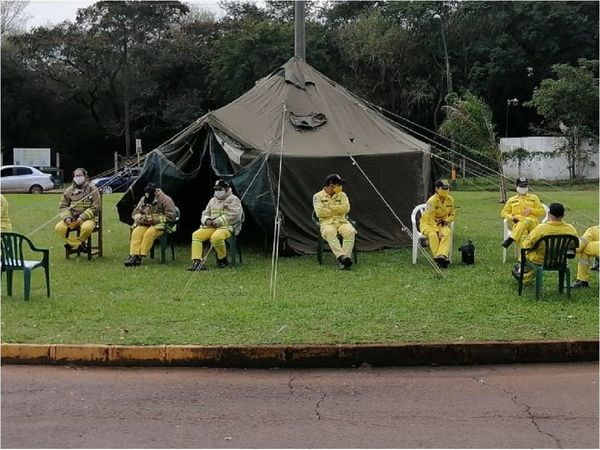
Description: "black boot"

(342, 256), (353, 269)
(217, 257), (229, 269)
(570, 280), (590, 289)
(501, 237), (515, 248)
(187, 259), (207, 271)
(77, 242), (89, 254)
(124, 255), (137, 266)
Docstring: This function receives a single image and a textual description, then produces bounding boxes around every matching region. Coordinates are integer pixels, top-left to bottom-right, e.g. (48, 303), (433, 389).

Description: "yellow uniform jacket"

(501, 193), (545, 221)
(522, 221), (578, 265)
(59, 181), (101, 221)
(313, 190), (350, 227)
(420, 193), (455, 230)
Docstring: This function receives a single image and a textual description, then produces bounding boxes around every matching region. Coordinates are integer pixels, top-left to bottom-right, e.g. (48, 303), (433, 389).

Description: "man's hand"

(64, 217), (73, 225)
(206, 219), (216, 227)
(522, 207), (532, 217)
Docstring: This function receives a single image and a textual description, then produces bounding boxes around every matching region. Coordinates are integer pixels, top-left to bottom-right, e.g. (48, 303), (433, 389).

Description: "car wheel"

(101, 186), (113, 194)
(29, 185), (43, 194)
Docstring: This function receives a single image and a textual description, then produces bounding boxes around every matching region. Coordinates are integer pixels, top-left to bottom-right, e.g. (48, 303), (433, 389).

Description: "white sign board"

(13, 148), (51, 167)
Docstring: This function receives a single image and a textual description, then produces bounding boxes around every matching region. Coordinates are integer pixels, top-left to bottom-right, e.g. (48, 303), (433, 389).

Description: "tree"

(1, 0), (30, 36)
(526, 59), (599, 179)
(438, 92), (507, 201)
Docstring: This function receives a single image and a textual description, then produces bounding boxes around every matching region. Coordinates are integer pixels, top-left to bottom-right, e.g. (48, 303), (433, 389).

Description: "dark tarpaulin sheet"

(271, 152), (429, 254)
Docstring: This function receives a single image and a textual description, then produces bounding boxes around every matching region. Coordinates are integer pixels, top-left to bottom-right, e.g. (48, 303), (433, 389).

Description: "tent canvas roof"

(205, 57), (430, 157)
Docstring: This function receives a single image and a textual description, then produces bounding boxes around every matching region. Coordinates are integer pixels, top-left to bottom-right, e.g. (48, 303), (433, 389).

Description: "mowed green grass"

(1, 189), (598, 345)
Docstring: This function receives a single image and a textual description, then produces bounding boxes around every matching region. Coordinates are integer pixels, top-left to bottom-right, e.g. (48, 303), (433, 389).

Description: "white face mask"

(215, 190), (228, 200)
(73, 175), (85, 186)
(516, 186), (529, 195)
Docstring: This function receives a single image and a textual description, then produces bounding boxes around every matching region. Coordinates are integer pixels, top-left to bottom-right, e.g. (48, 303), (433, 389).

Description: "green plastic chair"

(311, 210), (358, 265)
(1, 232), (50, 301)
(149, 207), (180, 263)
(518, 234), (579, 300)
(222, 212), (245, 267)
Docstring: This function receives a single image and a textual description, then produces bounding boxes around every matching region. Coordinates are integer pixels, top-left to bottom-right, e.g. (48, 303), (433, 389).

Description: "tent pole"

(294, 1), (306, 60)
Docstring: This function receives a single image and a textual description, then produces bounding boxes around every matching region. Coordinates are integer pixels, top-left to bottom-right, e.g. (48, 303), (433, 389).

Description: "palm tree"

(438, 92), (507, 202)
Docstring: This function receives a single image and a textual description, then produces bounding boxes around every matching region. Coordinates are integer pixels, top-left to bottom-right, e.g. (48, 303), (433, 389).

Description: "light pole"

(505, 98), (519, 138)
(434, 13), (452, 95)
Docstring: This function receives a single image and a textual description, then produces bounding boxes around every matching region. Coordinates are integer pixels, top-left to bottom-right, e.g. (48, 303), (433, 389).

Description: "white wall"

(500, 136), (599, 180)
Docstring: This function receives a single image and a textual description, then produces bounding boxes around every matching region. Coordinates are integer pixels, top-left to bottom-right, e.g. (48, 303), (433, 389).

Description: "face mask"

(215, 190), (228, 200)
(437, 189), (448, 198)
(73, 176), (85, 186)
(516, 186), (528, 195)
(333, 185), (343, 194)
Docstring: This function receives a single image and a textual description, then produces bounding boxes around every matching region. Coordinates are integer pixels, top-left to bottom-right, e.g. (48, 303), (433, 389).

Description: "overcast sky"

(25, 0), (226, 29)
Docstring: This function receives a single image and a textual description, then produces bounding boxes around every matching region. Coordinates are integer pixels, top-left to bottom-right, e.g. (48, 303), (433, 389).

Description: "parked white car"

(1, 165), (55, 193)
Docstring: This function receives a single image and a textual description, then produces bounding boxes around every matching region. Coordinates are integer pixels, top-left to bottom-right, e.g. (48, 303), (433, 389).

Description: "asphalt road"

(2, 363), (598, 448)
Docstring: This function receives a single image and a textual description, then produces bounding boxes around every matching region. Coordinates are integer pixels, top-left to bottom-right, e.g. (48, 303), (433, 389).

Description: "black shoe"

(337, 255), (349, 270)
(501, 237), (515, 249)
(342, 256), (353, 269)
(124, 255), (140, 267)
(571, 280), (590, 289)
(434, 256), (449, 269)
(64, 243), (72, 251)
(77, 242), (89, 254)
(217, 257), (229, 269)
(187, 260), (207, 271)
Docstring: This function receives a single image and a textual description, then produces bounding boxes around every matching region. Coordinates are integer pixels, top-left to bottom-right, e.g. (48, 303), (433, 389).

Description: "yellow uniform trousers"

(55, 219), (95, 249)
(320, 223), (356, 259)
(577, 241), (599, 282)
(421, 223), (452, 258)
(191, 227), (231, 260)
(130, 225), (164, 256)
(509, 217), (540, 246)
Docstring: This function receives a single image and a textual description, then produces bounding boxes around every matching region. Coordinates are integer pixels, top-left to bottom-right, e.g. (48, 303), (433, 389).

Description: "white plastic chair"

(411, 203), (454, 265)
(502, 203), (549, 263)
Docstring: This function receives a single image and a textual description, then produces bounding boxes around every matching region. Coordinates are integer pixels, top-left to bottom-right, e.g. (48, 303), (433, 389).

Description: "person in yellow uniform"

(1, 194), (12, 232)
(124, 183), (177, 267)
(420, 179), (455, 268)
(571, 225), (599, 289)
(188, 179), (243, 271)
(313, 173), (356, 270)
(501, 177), (545, 249)
(512, 203), (578, 284)
(55, 168), (101, 253)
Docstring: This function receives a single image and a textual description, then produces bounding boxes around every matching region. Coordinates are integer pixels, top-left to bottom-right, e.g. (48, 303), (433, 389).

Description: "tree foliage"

(1, 0), (598, 176)
(526, 59), (599, 179)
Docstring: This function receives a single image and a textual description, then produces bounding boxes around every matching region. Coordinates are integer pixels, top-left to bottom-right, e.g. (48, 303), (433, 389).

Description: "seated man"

(55, 168), (101, 253)
(188, 180), (243, 271)
(512, 202), (578, 284)
(313, 173), (356, 270)
(501, 177), (545, 249)
(124, 183), (177, 267)
(1, 194), (12, 232)
(571, 225), (599, 289)
(420, 179), (455, 268)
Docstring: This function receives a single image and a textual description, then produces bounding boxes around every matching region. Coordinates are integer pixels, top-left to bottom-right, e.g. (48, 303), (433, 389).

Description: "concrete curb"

(1, 340), (598, 367)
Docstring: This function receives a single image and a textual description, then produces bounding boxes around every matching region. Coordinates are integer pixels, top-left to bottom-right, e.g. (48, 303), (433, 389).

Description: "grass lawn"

(1, 189), (598, 345)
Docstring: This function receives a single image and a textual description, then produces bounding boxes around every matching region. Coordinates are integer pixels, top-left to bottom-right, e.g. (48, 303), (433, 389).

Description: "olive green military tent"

(117, 57), (431, 253)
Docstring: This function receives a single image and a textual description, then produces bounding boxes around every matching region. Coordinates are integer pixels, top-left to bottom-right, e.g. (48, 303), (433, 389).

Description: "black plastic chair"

(150, 207), (180, 263)
(1, 232), (50, 301)
(518, 234), (579, 300)
(311, 210), (358, 265)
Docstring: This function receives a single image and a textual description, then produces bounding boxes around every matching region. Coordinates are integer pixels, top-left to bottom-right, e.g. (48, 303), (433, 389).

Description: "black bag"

(459, 240), (475, 265)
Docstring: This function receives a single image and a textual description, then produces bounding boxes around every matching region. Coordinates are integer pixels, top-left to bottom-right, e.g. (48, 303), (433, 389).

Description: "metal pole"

(294, 1), (306, 60)
(123, 37), (130, 158)
(439, 19), (452, 94)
